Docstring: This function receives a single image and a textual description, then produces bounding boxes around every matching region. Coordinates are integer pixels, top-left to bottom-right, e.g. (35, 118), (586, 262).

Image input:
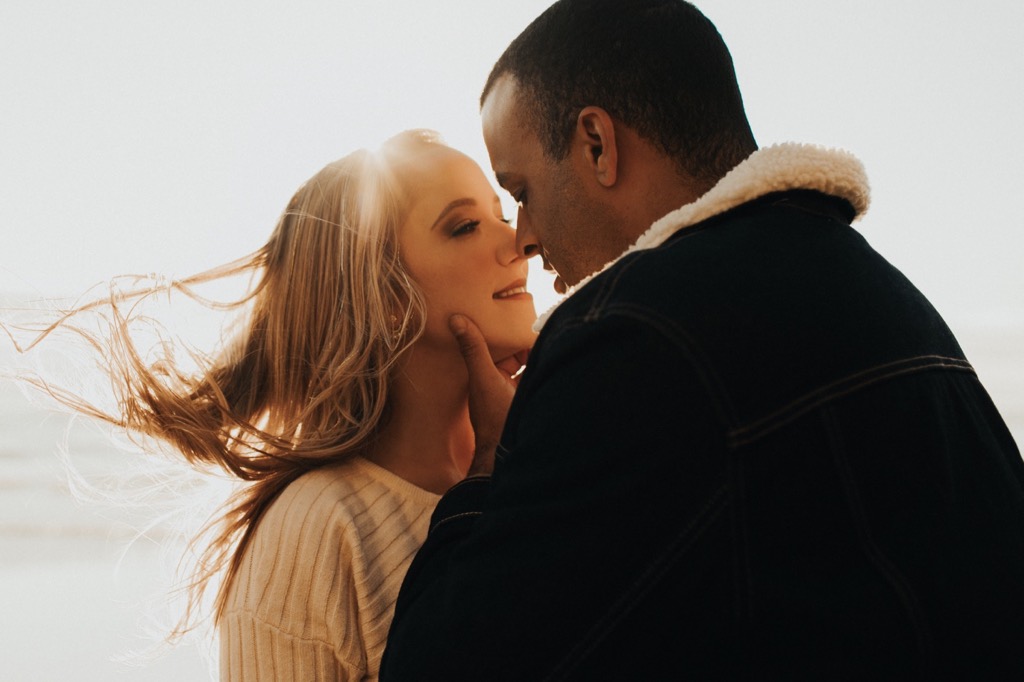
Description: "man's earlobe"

(577, 107), (618, 188)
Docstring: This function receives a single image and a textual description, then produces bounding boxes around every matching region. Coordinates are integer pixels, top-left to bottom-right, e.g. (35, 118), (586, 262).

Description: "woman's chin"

(485, 331), (537, 364)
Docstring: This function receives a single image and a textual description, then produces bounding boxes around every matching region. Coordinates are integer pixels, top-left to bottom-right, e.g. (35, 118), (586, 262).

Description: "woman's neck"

(367, 342), (474, 495)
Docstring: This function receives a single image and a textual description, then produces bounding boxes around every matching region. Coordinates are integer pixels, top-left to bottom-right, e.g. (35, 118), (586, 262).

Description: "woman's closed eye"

(451, 220), (480, 237)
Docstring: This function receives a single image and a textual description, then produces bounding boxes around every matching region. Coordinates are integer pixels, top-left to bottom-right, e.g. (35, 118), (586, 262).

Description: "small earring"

(390, 315), (401, 342)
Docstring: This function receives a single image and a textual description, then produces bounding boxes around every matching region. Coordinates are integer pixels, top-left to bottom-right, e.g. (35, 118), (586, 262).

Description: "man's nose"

(514, 206), (541, 260)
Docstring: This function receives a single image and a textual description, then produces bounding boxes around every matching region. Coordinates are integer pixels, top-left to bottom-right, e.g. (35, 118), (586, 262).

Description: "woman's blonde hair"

(8, 129), (447, 637)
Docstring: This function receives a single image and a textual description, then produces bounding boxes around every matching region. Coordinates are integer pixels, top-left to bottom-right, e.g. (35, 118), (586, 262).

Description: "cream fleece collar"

(533, 143), (871, 331)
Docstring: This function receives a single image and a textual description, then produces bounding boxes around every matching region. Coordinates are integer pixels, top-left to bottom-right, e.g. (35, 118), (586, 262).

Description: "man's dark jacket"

(381, 155), (1024, 680)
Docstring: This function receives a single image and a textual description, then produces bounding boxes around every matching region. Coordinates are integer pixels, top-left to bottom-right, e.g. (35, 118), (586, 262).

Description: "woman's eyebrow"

(431, 198), (476, 231)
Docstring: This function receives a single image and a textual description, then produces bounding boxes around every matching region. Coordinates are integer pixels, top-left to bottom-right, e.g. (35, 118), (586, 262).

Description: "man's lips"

(541, 250), (568, 295)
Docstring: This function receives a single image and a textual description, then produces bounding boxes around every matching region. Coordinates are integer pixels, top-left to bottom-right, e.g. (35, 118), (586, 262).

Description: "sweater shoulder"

(220, 457), (439, 672)
(257, 456), (436, 539)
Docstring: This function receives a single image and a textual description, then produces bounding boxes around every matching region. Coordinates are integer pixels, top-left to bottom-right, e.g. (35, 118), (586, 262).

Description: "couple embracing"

(30, 0), (1024, 679)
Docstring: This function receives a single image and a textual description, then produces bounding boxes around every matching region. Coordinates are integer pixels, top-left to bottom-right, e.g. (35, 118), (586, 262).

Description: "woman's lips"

(493, 278), (531, 300)
(493, 285), (530, 299)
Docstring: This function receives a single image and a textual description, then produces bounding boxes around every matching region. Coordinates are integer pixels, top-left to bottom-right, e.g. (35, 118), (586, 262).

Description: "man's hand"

(449, 314), (528, 477)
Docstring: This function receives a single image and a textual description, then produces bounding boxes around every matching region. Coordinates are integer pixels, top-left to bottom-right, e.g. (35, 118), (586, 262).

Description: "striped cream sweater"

(219, 456), (440, 681)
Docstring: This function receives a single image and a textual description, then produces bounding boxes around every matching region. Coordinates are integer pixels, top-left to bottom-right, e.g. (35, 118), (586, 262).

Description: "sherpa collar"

(533, 143), (871, 331)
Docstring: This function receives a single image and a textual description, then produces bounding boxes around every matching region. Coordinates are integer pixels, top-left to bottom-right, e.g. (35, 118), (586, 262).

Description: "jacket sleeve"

(381, 311), (729, 680)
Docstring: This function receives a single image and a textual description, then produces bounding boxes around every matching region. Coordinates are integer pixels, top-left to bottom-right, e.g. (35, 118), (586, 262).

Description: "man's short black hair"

(482, 0), (757, 186)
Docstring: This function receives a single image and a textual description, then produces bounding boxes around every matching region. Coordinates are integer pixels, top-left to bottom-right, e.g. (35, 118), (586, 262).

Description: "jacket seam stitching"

(443, 476), (491, 495)
(821, 406), (935, 660)
(729, 450), (753, 626)
(727, 356), (975, 447)
(428, 511), (483, 535)
(537, 304), (741, 428)
(542, 483), (732, 681)
(585, 254), (643, 322)
(591, 303), (741, 427)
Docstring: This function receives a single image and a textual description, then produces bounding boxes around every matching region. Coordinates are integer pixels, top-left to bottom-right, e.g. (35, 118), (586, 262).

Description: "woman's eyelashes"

(451, 220), (480, 237)
(450, 215), (512, 238)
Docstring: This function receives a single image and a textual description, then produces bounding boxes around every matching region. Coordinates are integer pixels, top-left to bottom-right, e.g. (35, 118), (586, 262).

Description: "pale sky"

(2, 0), (1022, 332)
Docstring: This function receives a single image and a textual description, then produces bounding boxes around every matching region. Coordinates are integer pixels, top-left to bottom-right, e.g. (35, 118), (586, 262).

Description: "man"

(382, 1), (1024, 679)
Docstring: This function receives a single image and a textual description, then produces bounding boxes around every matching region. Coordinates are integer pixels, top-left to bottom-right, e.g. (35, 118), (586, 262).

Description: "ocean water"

(0, 322), (1021, 681)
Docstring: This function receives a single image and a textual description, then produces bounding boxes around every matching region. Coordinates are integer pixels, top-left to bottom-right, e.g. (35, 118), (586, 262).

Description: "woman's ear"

(575, 106), (619, 188)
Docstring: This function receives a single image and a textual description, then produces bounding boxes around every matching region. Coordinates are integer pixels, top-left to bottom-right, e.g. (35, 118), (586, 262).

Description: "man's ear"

(575, 106), (618, 188)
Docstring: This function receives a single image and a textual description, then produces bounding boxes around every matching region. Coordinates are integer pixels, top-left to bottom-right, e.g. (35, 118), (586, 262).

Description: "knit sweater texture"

(219, 456), (440, 681)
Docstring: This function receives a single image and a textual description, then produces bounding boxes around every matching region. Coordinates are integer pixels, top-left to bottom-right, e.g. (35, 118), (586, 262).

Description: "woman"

(14, 130), (537, 680)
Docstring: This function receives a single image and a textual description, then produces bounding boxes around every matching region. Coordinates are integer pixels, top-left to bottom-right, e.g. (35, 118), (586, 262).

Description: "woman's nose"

(496, 218), (522, 266)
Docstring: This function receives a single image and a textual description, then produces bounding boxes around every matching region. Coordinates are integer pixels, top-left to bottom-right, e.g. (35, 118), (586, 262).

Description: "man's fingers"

(494, 355), (523, 377)
(448, 313), (516, 473)
(448, 314), (494, 376)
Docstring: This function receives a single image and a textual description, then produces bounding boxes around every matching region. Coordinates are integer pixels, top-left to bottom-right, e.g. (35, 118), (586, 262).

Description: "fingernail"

(448, 314), (467, 334)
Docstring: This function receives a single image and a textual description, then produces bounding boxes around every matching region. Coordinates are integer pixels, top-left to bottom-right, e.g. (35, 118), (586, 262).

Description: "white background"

(2, 0), (1022, 328)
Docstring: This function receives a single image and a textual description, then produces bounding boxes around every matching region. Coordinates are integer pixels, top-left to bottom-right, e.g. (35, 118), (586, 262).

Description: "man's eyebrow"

(494, 172), (512, 189)
(430, 198), (476, 231)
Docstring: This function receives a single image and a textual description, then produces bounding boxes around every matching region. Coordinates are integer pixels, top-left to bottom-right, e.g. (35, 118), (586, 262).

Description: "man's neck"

(614, 128), (712, 245)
